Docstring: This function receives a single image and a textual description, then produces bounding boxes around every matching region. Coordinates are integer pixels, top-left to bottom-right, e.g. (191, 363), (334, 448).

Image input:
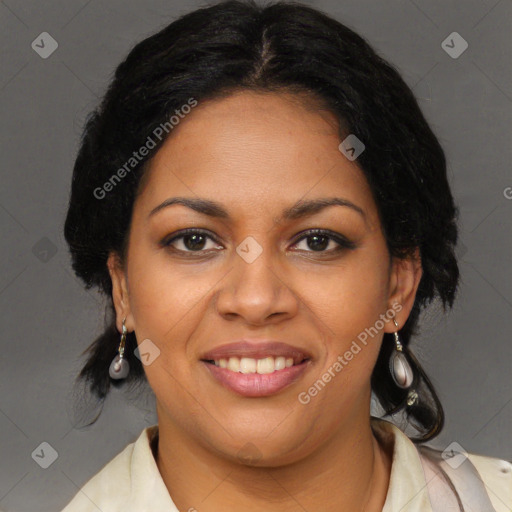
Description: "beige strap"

(417, 445), (497, 512)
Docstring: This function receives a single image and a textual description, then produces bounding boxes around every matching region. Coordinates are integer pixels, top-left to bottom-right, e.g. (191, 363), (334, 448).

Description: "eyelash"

(160, 228), (356, 256)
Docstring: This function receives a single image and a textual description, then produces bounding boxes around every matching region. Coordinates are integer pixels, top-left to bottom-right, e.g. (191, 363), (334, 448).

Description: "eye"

(291, 229), (356, 253)
(161, 228), (356, 256)
(161, 229), (222, 254)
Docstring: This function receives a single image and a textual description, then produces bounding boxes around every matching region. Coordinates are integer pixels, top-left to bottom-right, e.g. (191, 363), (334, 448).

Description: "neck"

(155, 410), (392, 512)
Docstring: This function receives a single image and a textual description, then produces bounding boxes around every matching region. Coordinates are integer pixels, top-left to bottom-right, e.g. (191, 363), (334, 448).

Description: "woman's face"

(108, 90), (421, 466)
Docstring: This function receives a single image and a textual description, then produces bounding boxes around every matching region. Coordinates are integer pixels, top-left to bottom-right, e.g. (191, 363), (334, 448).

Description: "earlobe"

(107, 252), (133, 332)
(386, 248), (422, 332)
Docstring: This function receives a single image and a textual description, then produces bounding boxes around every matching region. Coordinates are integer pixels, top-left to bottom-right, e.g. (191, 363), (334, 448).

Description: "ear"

(384, 247), (423, 333)
(107, 252), (134, 332)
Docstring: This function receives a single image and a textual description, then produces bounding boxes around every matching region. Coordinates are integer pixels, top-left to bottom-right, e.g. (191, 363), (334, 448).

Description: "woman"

(61, 1), (511, 511)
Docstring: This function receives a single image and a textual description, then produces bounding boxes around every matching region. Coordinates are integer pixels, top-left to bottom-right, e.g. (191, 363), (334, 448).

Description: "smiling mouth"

(203, 355), (310, 374)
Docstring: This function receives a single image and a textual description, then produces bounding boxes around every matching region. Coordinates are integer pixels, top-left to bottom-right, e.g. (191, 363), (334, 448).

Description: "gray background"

(0, 0), (511, 511)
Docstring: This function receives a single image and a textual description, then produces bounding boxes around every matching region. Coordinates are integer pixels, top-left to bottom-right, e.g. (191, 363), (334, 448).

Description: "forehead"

(135, 90), (379, 228)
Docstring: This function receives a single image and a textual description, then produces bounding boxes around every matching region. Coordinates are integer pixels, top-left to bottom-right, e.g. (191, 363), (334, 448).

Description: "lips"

(201, 341), (312, 364)
(200, 341), (312, 397)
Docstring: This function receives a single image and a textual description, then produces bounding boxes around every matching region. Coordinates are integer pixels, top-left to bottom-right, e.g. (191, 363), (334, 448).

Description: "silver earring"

(389, 319), (414, 389)
(109, 317), (130, 379)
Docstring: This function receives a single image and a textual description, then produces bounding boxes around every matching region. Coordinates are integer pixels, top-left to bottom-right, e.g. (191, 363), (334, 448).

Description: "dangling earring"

(109, 317), (130, 379)
(389, 319), (418, 405)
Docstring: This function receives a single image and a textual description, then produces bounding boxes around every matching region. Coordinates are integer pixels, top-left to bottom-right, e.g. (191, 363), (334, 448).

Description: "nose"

(214, 237), (299, 326)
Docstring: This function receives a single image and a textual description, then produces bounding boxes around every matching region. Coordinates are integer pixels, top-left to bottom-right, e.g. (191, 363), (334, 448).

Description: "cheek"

(299, 245), (390, 396)
(301, 247), (390, 345)
(124, 251), (215, 400)
(126, 246), (210, 339)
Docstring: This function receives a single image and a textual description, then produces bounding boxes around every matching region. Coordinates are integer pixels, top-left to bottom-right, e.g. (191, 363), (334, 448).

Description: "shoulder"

(372, 417), (512, 512)
(466, 451), (512, 512)
(60, 427), (155, 512)
(419, 444), (512, 512)
(60, 442), (135, 512)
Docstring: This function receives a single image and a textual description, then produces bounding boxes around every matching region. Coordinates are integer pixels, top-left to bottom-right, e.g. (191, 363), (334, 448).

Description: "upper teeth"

(213, 356), (294, 374)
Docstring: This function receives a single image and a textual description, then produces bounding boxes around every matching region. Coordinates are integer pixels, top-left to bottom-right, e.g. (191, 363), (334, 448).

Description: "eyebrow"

(148, 196), (366, 222)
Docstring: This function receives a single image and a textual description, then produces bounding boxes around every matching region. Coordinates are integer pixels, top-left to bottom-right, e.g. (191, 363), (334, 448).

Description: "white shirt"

(61, 417), (512, 511)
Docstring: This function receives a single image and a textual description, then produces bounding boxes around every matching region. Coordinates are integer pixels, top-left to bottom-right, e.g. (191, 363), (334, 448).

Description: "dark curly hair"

(64, 0), (459, 442)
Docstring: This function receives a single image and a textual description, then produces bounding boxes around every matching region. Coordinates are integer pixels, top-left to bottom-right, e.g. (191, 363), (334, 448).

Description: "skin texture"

(108, 90), (422, 512)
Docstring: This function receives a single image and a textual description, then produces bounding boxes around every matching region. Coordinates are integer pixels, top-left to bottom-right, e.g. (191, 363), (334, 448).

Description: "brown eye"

(292, 229), (356, 253)
(162, 229), (222, 253)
